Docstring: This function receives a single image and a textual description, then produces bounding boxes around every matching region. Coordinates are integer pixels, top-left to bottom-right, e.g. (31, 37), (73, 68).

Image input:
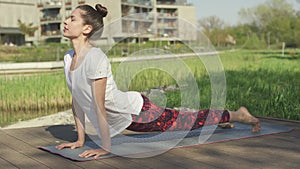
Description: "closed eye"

(70, 15), (75, 21)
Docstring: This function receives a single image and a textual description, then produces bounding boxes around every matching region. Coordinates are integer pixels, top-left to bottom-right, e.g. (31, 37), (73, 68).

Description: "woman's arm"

(56, 99), (85, 150)
(72, 99), (86, 145)
(79, 78), (111, 158)
(92, 77), (111, 151)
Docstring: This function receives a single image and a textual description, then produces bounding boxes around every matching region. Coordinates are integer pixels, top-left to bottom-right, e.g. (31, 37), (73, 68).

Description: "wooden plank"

(5, 126), (149, 169)
(3, 127), (114, 169)
(13, 125), (217, 169)
(0, 156), (18, 169)
(128, 156), (181, 169)
(1, 118), (299, 169)
(99, 157), (153, 169)
(117, 156), (184, 169)
(225, 132), (300, 169)
(171, 144), (254, 169)
(37, 126), (130, 168)
(130, 149), (221, 169)
(32, 126), (155, 168)
(128, 118), (299, 169)
(153, 118), (300, 169)
(202, 141), (285, 169)
(0, 129), (83, 169)
(0, 141), (49, 169)
(182, 127), (300, 169)
(2, 125), (78, 144)
(69, 160), (117, 169)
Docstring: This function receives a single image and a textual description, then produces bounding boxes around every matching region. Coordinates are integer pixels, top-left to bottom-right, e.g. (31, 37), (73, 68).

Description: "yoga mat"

(39, 122), (293, 161)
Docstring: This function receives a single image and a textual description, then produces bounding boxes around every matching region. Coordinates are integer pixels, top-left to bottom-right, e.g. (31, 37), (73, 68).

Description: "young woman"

(55, 4), (260, 159)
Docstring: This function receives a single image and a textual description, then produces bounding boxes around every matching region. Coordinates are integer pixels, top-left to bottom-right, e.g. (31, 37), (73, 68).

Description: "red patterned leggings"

(126, 95), (230, 132)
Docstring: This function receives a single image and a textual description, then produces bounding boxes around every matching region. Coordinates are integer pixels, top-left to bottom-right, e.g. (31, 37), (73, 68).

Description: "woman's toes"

(252, 119), (261, 133)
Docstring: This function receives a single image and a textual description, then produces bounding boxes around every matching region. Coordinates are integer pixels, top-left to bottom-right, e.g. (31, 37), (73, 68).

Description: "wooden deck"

(0, 118), (299, 169)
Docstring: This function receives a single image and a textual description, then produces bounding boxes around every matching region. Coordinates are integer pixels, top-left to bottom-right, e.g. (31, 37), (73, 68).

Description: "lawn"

(0, 50), (299, 126)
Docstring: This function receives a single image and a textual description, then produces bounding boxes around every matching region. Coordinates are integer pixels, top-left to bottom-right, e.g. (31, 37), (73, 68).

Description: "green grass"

(112, 49), (299, 120)
(0, 49), (299, 126)
(222, 50), (300, 120)
(0, 72), (71, 126)
(0, 44), (70, 62)
(0, 42), (194, 63)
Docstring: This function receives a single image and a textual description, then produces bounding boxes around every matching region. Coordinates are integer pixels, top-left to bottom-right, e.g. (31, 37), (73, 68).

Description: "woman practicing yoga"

(56, 4), (260, 159)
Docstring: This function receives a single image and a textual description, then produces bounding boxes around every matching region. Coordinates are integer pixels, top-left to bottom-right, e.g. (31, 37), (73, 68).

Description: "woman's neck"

(71, 38), (91, 56)
(69, 38), (92, 70)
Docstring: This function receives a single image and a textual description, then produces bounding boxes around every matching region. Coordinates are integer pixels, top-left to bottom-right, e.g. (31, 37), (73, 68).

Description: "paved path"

(0, 52), (219, 74)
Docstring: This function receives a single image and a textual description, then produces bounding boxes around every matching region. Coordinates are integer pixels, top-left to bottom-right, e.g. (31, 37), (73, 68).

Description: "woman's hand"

(55, 141), (84, 150)
(79, 148), (110, 159)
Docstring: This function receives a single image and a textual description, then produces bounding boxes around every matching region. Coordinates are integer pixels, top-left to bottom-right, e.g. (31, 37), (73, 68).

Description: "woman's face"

(63, 8), (86, 39)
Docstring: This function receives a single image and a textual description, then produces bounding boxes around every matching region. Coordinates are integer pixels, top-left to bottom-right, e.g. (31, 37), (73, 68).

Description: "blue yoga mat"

(39, 122), (293, 161)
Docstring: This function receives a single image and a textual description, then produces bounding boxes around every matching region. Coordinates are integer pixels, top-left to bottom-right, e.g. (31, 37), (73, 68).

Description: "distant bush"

(242, 34), (267, 50)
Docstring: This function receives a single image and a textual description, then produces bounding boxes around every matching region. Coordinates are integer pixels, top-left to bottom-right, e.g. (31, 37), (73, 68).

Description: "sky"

(187, 0), (300, 26)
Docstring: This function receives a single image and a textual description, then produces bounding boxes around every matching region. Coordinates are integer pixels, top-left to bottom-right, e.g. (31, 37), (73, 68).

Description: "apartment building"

(0, 0), (39, 45)
(0, 0), (196, 45)
(121, 0), (197, 43)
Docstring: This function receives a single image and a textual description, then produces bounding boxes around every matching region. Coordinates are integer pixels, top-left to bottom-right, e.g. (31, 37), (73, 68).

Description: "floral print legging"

(127, 94), (230, 132)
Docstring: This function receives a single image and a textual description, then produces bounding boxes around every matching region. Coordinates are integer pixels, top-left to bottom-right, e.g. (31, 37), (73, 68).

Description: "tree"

(198, 16), (225, 36)
(226, 24), (253, 46)
(198, 16), (226, 47)
(17, 19), (38, 37)
(238, 0), (298, 48)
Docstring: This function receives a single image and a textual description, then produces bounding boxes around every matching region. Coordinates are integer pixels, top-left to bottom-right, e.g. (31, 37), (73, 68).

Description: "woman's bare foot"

(229, 106), (261, 132)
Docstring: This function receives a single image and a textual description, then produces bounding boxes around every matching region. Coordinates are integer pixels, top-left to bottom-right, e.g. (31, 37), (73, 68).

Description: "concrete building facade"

(0, 0), (196, 45)
(0, 0), (39, 45)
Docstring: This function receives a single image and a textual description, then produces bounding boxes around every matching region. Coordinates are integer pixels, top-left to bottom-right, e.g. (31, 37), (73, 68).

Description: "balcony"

(40, 15), (62, 23)
(78, 0), (85, 4)
(122, 0), (152, 8)
(157, 8), (178, 19)
(157, 30), (178, 38)
(41, 30), (61, 37)
(38, 0), (62, 9)
(65, 0), (72, 6)
(157, 21), (178, 29)
(37, 3), (43, 8)
(122, 13), (154, 23)
(157, 13), (178, 19)
(156, 0), (192, 6)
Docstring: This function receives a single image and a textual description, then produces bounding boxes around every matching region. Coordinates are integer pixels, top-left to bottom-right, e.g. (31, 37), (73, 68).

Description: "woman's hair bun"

(95, 4), (108, 17)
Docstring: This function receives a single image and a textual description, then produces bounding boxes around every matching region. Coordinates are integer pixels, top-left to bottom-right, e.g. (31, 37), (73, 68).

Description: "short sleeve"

(63, 50), (73, 71)
(85, 48), (109, 79)
(63, 50), (74, 92)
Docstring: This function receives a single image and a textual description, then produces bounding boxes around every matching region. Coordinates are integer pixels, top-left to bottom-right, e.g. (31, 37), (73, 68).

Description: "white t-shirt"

(63, 47), (144, 137)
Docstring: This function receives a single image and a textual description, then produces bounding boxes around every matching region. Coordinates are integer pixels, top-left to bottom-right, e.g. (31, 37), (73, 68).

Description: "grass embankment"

(0, 42), (192, 62)
(0, 44), (70, 62)
(0, 50), (299, 126)
(0, 73), (71, 126)
(222, 50), (299, 120)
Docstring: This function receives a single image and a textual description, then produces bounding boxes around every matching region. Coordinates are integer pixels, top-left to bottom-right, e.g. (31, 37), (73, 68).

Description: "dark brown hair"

(77, 4), (108, 38)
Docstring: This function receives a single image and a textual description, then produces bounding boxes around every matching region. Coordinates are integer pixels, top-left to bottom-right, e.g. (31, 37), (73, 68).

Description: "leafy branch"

(17, 19), (38, 37)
